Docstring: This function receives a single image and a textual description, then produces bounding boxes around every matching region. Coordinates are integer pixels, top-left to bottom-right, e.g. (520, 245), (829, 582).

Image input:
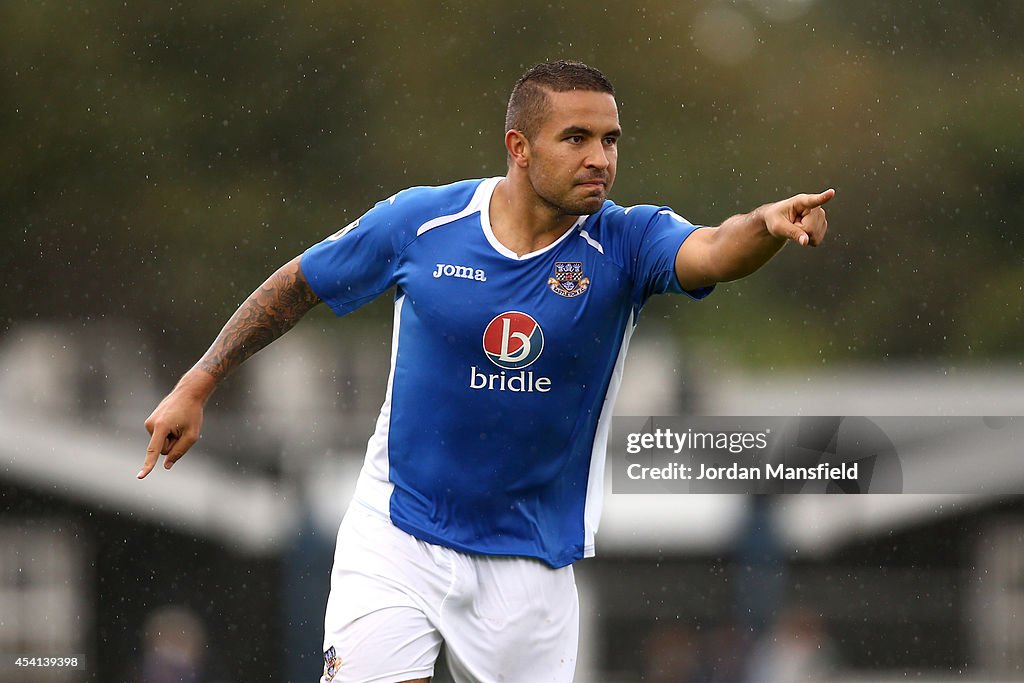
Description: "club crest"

(548, 261), (590, 298)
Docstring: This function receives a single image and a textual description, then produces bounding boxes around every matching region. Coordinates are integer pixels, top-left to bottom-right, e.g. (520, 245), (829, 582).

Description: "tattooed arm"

(139, 255), (321, 478)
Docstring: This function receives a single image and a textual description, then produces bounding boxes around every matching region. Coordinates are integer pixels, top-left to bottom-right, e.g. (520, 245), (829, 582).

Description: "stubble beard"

(533, 178), (609, 218)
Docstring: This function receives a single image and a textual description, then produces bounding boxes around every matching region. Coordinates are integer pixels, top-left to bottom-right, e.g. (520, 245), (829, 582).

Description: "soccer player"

(140, 60), (832, 683)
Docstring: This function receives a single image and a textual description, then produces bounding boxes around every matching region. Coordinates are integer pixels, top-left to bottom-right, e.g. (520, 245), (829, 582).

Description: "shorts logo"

(483, 311), (544, 370)
(548, 261), (590, 298)
(321, 646), (342, 682)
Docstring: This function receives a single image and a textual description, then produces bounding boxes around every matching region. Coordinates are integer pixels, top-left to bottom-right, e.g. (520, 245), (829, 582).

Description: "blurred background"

(1, 0), (1022, 681)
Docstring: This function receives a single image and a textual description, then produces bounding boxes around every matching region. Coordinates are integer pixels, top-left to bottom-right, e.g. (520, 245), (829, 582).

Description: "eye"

(603, 137), (618, 146)
(565, 135), (584, 144)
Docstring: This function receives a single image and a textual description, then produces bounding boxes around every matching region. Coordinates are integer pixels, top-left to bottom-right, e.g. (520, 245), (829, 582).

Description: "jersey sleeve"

(299, 194), (411, 316)
(615, 204), (715, 308)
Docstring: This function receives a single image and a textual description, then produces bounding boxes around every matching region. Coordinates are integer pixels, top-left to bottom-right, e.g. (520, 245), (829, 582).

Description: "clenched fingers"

(779, 189), (833, 247)
(163, 429), (197, 470)
(773, 220), (812, 246)
(796, 206), (828, 247)
(139, 418), (188, 478)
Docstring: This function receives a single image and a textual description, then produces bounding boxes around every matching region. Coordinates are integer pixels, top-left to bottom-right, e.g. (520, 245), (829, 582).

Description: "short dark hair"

(505, 60), (615, 139)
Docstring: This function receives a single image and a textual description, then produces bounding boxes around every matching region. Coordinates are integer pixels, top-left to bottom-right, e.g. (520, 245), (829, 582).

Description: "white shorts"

(320, 503), (579, 683)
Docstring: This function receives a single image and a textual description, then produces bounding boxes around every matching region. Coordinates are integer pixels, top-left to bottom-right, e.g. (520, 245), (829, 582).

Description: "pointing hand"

(763, 188), (834, 247)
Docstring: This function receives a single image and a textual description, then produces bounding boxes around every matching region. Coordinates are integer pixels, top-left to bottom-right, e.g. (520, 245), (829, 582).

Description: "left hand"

(763, 188), (834, 247)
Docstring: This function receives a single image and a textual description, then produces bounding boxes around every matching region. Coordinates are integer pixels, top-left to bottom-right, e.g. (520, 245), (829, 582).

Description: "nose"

(585, 142), (610, 170)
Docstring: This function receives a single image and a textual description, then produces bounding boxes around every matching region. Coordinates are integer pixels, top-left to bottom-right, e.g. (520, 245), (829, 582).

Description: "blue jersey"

(301, 177), (711, 568)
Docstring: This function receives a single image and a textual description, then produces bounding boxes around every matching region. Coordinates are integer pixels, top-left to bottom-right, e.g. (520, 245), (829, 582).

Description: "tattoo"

(197, 256), (321, 381)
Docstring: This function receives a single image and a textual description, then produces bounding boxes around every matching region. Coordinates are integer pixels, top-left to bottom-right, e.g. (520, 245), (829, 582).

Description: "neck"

(489, 175), (580, 257)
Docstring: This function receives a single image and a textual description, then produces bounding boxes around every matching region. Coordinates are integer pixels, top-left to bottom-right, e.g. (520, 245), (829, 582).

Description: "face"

(520, 89), (621, 216)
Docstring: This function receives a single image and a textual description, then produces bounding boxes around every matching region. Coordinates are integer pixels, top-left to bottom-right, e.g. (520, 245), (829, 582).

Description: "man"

(140, 60), (832, 683)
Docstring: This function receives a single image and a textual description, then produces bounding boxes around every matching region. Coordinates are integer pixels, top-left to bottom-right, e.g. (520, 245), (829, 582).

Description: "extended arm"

(139, 255), (321, 478)
(675, 189), (834, 291)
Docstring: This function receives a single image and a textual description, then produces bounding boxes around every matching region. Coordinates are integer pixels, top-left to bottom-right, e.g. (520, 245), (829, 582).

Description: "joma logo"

(432, 263), (487, 282)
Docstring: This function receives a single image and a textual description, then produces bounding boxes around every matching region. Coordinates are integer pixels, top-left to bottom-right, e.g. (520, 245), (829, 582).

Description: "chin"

(574, 196), (606, 215)
(538, 186), (607, 216)
(553, 200), (600, 216)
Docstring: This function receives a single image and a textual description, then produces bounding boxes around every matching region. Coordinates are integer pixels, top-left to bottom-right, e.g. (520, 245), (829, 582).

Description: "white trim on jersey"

(582, 309), (636, 557)
(415, 177), (502, 236)
(577, 228), (605, 254)
(479, 183), (588, 261)
(658, 209), (691, 223)
(352, 294), (405, 516)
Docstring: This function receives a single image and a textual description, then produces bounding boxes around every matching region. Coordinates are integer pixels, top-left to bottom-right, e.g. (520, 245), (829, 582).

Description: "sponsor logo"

(432, 262), (487, 281)
(321, 646), (342, 682)
(473, 311), (552, 392)
(548, 261), (590, 298)
(469, 366), (551, 392)
(483, 311), (544, 370)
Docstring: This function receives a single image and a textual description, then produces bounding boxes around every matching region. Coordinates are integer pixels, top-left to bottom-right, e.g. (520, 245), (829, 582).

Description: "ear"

(505, 129), (531, 168)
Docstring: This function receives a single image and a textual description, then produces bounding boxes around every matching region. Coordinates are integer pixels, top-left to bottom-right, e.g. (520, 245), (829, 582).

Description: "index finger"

(138, 430), (164, 479)
(795, 188), (835, 212)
